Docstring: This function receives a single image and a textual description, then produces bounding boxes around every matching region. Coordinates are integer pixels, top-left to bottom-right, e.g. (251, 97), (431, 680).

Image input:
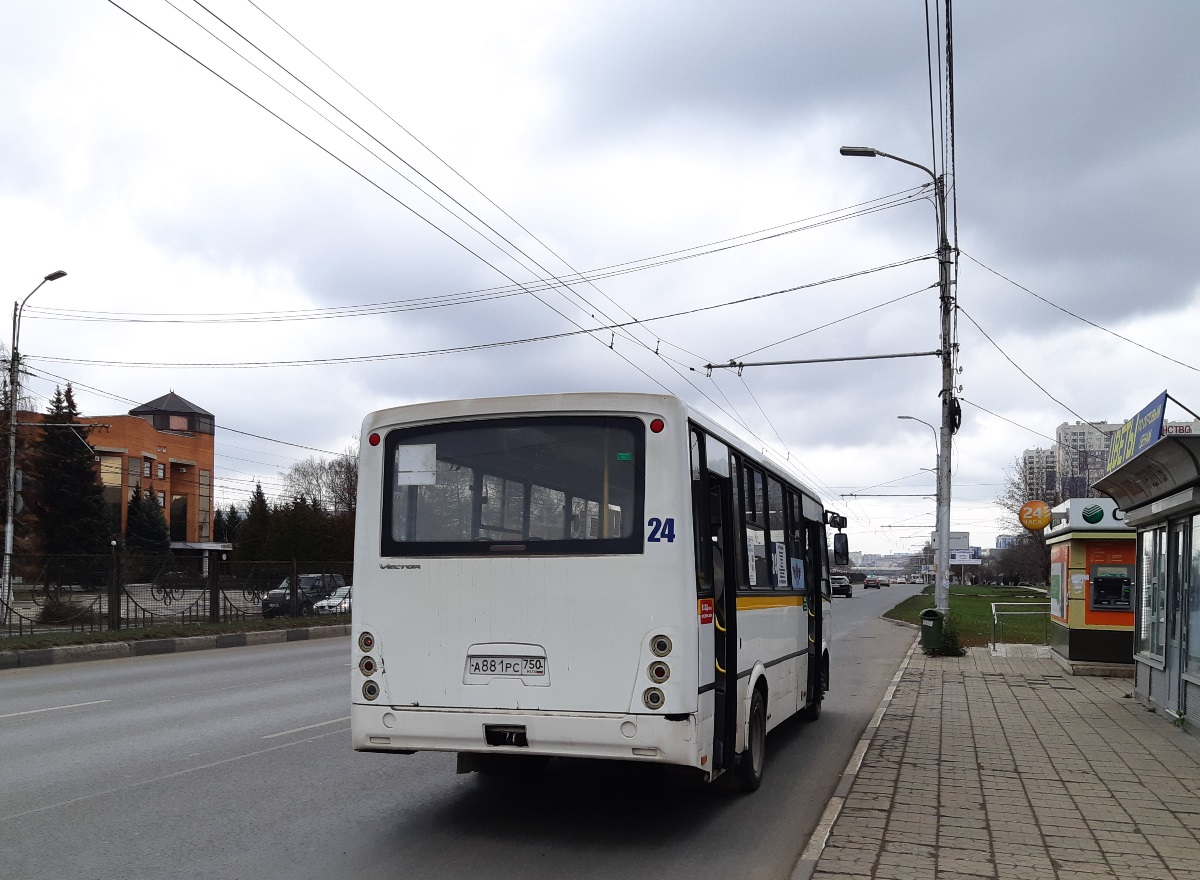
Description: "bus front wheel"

(739, 688), (766, 792)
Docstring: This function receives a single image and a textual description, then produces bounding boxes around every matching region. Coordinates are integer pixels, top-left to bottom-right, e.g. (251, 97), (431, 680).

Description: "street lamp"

(2, 270), (67, 621)
(843, 144), (954, 613)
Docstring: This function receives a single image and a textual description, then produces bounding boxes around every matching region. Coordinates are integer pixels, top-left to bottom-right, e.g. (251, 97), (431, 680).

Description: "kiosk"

(1046, 498), (1135, 674)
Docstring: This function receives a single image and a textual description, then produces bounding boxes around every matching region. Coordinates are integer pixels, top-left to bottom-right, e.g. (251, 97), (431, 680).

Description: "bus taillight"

(650, 418), (665, 433)
(648, 661), (670, 683)
(358, 632), (375, 652)
(642, 688), (665, 710)
(359, 656), (377, 676)
(363, 681), (381, 701)
(650, 635), (672, 657)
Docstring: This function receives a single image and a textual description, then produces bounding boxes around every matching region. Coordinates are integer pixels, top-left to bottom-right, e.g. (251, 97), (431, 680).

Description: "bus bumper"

(351, 703), (700, 767)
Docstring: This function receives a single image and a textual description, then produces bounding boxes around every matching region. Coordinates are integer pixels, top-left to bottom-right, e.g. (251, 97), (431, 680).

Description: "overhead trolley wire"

(28, 256), (932, 370)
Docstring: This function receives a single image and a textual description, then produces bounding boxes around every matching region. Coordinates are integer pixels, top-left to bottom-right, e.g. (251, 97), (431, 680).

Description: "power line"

(963, 251), (1199, 373)
(29, 256), (931, 370)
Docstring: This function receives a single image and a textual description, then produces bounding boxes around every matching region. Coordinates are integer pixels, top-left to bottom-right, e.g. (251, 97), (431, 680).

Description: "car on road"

(314, 585), (352, 615)
(262, 573), (347, 618)
(879, 576), (891, 586)
(864, 575), (881, 589)
(830, 575), (852, 597)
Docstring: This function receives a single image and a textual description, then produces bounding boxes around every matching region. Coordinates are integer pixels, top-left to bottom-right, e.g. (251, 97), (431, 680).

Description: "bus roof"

(361, 391), (825, 509)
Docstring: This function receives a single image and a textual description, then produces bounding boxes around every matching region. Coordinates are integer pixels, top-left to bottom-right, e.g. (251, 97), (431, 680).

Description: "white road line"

(262, 716), (351, 739)
(0, 699), (110, 720)
(1, 726), (348, 822)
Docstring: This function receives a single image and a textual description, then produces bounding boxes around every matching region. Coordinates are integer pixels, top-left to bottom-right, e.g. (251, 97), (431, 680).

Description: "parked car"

(830, 575), (852, 597)
(864, 575), (881, 589)
(314, 585), (352, 615)
(262, 573), (347, 618)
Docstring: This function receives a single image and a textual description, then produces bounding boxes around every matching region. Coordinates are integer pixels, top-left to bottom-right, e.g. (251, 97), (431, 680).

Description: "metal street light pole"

(841, 146), (954, 613)
(2, 270), (67, 622)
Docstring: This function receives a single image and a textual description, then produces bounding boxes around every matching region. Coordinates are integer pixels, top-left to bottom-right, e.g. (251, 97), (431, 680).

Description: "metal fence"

(0, 554), (353, 639)
(990, 601), (1051, 649)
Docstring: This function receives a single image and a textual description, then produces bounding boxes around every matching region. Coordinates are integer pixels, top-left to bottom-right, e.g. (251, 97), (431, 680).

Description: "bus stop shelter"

(1093, 434), (1200, 734)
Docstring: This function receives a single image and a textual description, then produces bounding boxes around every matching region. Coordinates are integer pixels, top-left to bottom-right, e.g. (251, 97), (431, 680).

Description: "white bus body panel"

(352, 394), (711, 769)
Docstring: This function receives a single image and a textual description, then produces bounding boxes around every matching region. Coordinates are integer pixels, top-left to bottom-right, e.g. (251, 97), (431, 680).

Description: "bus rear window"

(382, 416), (645, 556)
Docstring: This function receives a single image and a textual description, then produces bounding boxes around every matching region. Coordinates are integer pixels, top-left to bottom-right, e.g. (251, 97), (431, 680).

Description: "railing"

(1, 554), (353, 639)
(990, 601), (1051, 649)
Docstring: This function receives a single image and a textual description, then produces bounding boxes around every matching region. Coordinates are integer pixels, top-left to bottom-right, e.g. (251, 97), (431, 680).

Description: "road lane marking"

(262, 716), (351, 739)
(1, 725), (349, 822)
(0, 700), (110, 720)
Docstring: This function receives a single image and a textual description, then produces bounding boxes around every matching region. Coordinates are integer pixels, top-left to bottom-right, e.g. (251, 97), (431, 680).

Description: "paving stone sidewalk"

(810, 646), (1200, 880)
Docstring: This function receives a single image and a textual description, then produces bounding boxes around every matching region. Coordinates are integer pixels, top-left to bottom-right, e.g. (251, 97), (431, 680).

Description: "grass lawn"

(885, 584), (1050, 647)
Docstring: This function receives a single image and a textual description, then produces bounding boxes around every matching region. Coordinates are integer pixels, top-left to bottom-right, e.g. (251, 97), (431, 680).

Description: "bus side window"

(787, 491), (807, 593)
(690, 429), (712, 592)
(767, 477), (787, 589)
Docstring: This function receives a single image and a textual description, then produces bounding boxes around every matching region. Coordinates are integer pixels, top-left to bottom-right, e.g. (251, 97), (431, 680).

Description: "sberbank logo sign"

(1082, 504), (1105, 524)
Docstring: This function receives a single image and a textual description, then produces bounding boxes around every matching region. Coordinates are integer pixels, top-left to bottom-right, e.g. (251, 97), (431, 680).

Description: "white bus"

(351, 392), (848, 790)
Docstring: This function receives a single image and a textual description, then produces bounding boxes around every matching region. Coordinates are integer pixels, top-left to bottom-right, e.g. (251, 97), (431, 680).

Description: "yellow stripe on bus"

(735, 595), (806, 610)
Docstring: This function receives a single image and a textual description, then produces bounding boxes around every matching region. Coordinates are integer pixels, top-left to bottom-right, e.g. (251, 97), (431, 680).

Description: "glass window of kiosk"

(1138, 527), (1167, 660)
(1090, 564), (1134, 611)
(1189, 516), (1200, 678)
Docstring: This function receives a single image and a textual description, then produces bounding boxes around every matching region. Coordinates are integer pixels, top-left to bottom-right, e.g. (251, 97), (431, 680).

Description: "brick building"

(25, 392), (217, 547)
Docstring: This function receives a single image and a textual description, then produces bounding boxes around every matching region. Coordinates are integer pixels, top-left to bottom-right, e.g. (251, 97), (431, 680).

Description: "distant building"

(996, 534), (1020, 550)
(1021, 447), (1058, 502)
(58, 392), (216, 546)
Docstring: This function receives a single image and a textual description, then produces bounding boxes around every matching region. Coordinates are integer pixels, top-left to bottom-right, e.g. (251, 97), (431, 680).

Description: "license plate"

(467, 656), (546, 676)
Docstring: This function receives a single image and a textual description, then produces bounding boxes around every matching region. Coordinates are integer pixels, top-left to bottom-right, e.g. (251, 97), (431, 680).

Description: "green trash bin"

(920, 608), (944, 652)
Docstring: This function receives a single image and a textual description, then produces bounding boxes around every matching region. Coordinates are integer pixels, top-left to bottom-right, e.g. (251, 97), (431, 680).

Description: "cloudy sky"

(2, 1), (1198, 555)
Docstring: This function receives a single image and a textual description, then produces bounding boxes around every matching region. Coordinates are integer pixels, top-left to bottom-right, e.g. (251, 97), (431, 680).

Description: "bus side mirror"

(833, 533), (849, 567)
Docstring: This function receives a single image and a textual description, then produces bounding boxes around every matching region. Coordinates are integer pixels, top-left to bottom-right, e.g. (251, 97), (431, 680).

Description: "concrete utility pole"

(2, 270), (67, 622)
(840, 147), (954, 613)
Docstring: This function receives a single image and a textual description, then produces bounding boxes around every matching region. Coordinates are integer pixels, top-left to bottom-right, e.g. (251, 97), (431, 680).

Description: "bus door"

(692, 429), (738, 773)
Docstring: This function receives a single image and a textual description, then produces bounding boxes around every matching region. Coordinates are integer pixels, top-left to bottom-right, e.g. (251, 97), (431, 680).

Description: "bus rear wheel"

(739, 689), (766, 792)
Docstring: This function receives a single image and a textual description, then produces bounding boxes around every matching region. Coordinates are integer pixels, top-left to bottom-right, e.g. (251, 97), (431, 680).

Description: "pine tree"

(126, 488), (170, 556)
(32, 385), (111, 556)
(232, 483), (271, 561)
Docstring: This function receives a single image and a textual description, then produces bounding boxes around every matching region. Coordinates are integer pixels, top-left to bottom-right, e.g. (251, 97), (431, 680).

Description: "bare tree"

(994, 455), (1061, 585)
(279, 439), (359, 515)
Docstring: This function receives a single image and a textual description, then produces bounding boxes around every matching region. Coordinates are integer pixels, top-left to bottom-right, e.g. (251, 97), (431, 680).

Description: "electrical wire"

(956, 305), (1110, 435)
(963, 251), (1199, 373)
(28, 256), (932, 370)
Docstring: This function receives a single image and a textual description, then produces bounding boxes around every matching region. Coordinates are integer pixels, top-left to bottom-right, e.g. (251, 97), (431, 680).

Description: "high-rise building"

(1055, 421), (1121, 498)
(1021, 447), (1057, 502)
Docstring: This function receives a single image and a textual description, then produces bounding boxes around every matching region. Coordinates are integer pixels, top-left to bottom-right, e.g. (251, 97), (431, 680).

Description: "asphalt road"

(0, 581), (923, 880)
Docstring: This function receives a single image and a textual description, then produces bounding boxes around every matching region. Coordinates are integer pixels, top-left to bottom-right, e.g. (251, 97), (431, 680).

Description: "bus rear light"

(648, 661), (670, 683)
(368, 433), (381, 446)
(650, 418), (665, 433)
(359, 656), (377, 676)
(362, 680), (381, 701)
(642, 688), (665, 710)
(650, 635), (672, 657)
(358, 632), (375, 652)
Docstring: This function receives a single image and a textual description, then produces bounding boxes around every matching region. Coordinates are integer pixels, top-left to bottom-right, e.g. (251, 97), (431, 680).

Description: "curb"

(789, 635), (919, 880)
(0, 624), (350, 669)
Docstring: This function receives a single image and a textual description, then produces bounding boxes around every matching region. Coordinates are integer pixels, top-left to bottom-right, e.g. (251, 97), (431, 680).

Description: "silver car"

(314, 585), (352, 615)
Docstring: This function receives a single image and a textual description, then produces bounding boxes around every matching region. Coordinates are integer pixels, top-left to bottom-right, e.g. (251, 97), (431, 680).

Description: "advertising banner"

(1106, 390), (1168, 473)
